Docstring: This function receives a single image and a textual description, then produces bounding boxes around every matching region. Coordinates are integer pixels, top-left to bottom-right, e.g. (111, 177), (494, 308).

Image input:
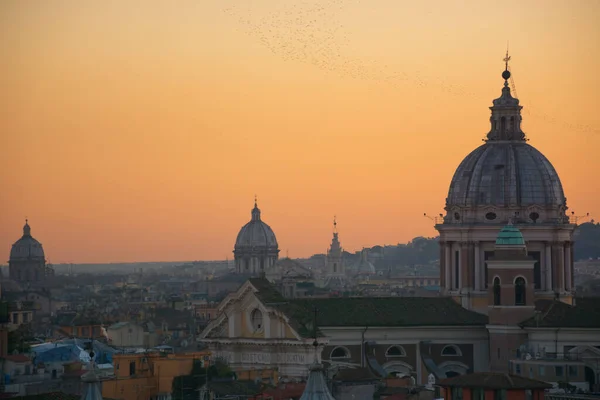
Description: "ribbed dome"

(234, 203), (278, 250)
(447, 142), (565, 208)
(10, 220), (45, 262)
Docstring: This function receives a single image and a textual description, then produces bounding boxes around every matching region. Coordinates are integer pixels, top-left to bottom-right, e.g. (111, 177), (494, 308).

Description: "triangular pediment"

(199, 278), (305, 341)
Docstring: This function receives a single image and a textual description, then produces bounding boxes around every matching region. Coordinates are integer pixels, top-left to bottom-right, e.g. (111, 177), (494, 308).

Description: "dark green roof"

(496, 224), (525, 246)
(520, 298), (600, 328)
(247, 279), (488, 338)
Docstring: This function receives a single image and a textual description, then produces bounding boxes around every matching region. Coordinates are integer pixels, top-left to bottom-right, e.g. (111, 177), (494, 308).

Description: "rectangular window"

(129, 361), (136, 376)
(23, 313), (28, 323)
(539, 366), (545, 376)
(454, 250), (460, 289)
(555, 366), (564, 377)
(473, 389), (484, 400)
(515, 364), (521, 375)
(529, 367), (534, 378)
(451, 388), (463, 400)
(12, 313), (18, 324)
(494, 389), (506, 400)
(569, 365), (578, 377)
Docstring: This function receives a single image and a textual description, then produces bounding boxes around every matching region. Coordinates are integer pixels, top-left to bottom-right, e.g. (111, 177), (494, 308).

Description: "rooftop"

(439, 372), (552, 390)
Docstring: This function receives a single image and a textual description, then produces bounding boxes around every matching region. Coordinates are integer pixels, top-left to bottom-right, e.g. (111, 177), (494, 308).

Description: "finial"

(502, 44), (511, 81)
(333, 215), (337, 233)
(254, 194), (257, 208)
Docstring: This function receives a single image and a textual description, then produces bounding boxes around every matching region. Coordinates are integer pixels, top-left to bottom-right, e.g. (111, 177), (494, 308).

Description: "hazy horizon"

(2, 0), (599, 263)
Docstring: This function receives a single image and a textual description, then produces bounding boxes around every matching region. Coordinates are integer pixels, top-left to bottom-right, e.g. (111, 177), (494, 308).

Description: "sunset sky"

(1, 0), (599, 264)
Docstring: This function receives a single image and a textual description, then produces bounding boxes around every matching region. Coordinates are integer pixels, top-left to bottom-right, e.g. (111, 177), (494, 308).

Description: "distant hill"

(574, 221), (600, 261)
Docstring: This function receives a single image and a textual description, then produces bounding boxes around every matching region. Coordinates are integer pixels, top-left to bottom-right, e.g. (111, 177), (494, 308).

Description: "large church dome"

(448, 142), (565, 208)
(234, 201), (278, 250)
(9, 220), (45, 262)
(444, 66), (568, 225)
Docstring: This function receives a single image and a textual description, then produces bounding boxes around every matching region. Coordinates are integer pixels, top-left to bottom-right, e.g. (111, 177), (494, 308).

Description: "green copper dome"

(495, 224), (525, 246)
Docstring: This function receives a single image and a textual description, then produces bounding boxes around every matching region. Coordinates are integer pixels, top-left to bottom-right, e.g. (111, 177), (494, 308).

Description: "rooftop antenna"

(504, 43), (519, 99)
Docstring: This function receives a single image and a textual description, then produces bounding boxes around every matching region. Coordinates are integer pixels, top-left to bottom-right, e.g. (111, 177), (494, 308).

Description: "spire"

(23, 219), (31, 237)
(80, 340), (103, 400)
(486, 50), (526, 142)
(251, 196), (261, 221)
(299, 307), (335, 400)
(333, 216), (337, 233)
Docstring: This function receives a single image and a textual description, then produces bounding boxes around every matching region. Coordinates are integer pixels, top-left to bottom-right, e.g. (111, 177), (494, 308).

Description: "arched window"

(500, 116), (506, 132)
(441, 345), (462, 357)
(251, 309), (263, 331)
(333, 263), (337, 273)
(515, 277), (526, 305)
(493, 277), (501, 306)
(385, 346), (406, 357)
(330, 346), (350, 359)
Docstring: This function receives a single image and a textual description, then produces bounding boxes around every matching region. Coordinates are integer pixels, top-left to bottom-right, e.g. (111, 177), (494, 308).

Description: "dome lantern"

(486, 50), (526, 142)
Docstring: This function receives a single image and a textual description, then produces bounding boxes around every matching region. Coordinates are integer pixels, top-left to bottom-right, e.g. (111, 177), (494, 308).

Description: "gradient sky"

(1, 0), (599, 264)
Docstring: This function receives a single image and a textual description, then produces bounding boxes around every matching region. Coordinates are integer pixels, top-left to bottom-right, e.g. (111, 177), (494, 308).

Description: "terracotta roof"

(439, 372), (552, 390)
(3, 354), (31, 363)
(520, 297), (600, 328)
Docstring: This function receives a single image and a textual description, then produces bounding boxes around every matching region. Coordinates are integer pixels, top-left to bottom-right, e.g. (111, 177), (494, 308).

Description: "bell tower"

(324, 217), (346, 289)
(486, 222), (535, 372)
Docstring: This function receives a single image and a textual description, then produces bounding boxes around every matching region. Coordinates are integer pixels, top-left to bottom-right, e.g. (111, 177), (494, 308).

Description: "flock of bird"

(221, 1), (598, 136)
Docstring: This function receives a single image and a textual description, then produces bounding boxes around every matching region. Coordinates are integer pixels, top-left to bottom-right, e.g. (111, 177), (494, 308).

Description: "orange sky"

(1, 0), (599, 264)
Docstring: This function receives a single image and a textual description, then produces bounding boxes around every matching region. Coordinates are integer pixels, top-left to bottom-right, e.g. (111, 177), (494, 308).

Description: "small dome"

(356, 249), (375, 275)
(234, 203), (278, 250)
(447, 142), (565, 208)
(10, 220), (45, 262)
(495, 224), (525, 246)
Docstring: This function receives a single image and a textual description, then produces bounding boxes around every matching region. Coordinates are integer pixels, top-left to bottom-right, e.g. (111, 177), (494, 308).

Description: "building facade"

(199, 278), (490, 384)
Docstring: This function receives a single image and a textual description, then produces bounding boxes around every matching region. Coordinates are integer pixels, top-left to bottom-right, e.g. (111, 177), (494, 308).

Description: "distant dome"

(234, 202), (278, 250)
(9, 220), (45, 262)
(356, 249), (375, 275)
(447, 142), (565, 209)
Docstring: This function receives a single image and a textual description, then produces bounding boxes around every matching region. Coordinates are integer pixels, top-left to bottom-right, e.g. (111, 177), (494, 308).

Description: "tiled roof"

(295, 297), (488, 328)
(248, 278), (487, 338)
(439, 372), (552, 389)
(520, 297), (600, 328)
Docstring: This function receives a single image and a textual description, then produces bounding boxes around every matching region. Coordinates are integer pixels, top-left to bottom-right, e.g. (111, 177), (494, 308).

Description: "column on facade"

(445, 242), (452, 290)
(564, 242), (572, 291)
(460, 243), (467, 290)
(474, 242), (481, 291)
(544, 243), (552, 292)
(439, 242), (446, 290)
(557, 244), (565, 293)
